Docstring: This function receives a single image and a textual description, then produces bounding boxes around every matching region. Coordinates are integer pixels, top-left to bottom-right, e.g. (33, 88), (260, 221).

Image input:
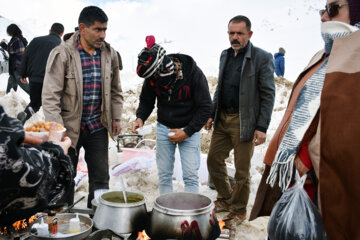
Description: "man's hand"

(204, 118), (213, 130)
(168, 129), (188, 144)
(253, 130), (266, 146)
(48, 123), (72, 155)
(112, 120), (121, 136)
(132, 118), (144, 133)
(20, 78), (28, 84)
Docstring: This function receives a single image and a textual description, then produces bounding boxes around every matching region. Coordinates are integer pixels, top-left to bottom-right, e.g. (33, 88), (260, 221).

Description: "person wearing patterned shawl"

(250, 0), (360, 239)
(0, 105), (73, 225)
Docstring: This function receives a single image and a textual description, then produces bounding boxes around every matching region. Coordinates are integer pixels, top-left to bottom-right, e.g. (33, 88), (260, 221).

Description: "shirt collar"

(77, 37), (100, 55)
(228, 42), (249, 57)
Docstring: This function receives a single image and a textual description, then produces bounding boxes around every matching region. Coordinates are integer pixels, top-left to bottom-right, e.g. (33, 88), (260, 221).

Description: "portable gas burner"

(116, 134), (144, 152)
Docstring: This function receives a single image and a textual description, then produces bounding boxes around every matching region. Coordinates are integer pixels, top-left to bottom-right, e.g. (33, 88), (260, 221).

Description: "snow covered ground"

(0, 72), (292, 239)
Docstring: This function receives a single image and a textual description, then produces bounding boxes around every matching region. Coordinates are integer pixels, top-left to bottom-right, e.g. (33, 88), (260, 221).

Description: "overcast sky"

(1, 0), (325, 87)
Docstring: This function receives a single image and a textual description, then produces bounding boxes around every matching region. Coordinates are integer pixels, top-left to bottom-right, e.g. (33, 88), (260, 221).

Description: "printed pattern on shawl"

(0, 105), (73, 225)
(267, 58), (328, 191)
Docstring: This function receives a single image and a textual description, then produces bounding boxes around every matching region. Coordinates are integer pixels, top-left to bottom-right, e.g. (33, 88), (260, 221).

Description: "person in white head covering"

(251, 1), (360, 239)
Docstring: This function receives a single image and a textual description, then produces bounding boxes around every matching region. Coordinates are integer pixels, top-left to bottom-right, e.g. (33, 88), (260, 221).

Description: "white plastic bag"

(110, 148), (156, 176)
(267, 171), (327, 240)
(75, 147), (88, 189)
(173, 148), (209, 185)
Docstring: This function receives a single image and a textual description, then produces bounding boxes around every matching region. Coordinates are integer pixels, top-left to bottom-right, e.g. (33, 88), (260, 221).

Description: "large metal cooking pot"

(30, 213), (93, 240)
(148, 192), (220, 240)
(93, 191), (147, 234)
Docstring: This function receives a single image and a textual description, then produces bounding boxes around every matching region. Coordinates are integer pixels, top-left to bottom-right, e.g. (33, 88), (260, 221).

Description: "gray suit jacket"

(213, 42), (275, 141)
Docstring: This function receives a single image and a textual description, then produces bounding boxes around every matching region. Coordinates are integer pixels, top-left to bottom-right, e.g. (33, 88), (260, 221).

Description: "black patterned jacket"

(0, 105), (73, 225)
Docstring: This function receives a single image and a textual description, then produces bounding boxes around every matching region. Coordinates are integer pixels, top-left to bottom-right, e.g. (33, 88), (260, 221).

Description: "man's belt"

(223, 107), (239, 114)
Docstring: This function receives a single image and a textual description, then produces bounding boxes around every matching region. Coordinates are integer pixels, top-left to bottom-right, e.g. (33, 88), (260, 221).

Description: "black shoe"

(17, 111), (27, 124)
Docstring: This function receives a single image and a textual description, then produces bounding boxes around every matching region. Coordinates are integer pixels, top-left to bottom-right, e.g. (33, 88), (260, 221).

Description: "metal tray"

(29, 213), (93, 240)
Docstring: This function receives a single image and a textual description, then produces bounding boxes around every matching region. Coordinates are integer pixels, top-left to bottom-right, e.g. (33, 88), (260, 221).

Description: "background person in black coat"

(17, 23), (64, 123)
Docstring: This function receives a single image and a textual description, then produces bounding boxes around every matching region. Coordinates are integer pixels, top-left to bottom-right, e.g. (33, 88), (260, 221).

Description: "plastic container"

(33, 217), (49, 236)
(25, 128), (66, 141)
(69, 213), (81, 233)
(136, 125), (152, 135)
(46, 211), (58, 236)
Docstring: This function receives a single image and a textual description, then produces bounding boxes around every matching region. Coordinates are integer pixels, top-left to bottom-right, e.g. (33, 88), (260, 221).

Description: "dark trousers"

(6, 71), (30, 94)
(24, 81), (43, 121)
(65, 127), (109, 208)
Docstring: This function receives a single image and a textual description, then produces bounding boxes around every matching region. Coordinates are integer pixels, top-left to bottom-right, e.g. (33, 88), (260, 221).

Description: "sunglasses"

(319, 2), (349, 18)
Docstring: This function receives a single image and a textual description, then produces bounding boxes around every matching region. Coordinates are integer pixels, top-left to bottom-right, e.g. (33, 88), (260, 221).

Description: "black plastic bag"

(267, 171), (327, 240)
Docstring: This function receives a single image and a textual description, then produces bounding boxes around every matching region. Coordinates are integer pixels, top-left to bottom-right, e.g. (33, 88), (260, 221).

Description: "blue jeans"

(156, 122), (200, 194)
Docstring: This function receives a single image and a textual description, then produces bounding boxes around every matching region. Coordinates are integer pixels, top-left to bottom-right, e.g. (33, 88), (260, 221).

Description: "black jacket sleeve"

(211, 50), (227, 119)
(20, 42), (30, 77)
(183, 67), (212, 137)
(136, 80), (156, 122)
(255, 51), (275, 132)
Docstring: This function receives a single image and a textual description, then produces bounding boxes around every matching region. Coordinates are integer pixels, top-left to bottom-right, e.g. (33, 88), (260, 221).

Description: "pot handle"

(62, 196), (85, 213)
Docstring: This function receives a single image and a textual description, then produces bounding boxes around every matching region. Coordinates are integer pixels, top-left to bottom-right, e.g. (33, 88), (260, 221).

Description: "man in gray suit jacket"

(205, 15), (275, 226)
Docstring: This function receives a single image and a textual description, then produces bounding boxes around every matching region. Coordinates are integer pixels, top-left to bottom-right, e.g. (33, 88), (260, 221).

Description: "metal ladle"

(119, 176), (127, 203)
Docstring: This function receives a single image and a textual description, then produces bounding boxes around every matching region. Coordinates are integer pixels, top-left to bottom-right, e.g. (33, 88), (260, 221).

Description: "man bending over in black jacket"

(132, 36), (212, 195)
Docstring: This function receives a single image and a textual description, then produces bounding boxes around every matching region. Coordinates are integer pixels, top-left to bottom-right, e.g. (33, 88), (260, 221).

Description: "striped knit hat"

(137, 43), (174, 79)
(348, 0), (360, 25)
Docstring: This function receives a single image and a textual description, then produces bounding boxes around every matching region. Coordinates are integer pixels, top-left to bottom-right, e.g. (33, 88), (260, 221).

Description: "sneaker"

(224, 211), (247, 227)
(214, 200), (230, 213)
(17, 111), (27, 124)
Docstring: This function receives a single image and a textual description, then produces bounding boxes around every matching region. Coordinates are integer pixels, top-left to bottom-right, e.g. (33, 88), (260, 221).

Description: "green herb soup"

(103, 195), (143, 203)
